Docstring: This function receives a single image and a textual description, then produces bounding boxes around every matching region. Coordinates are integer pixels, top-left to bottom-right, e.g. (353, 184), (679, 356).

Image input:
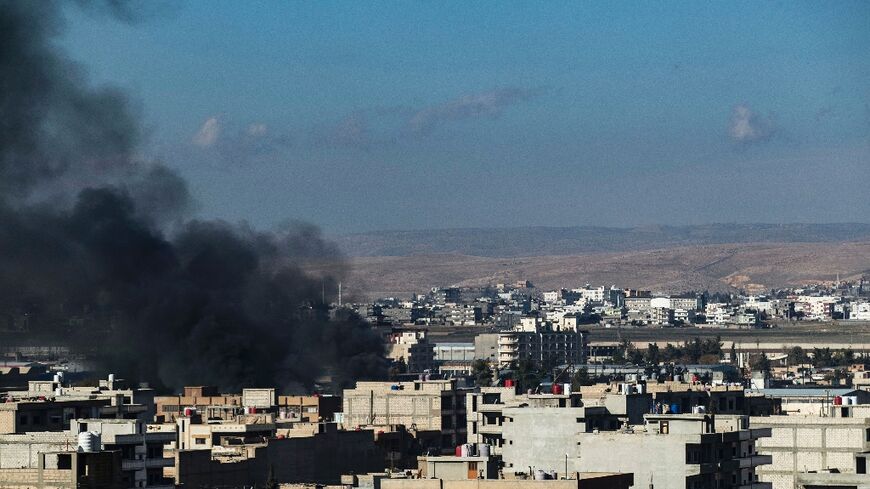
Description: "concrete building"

(173, 424), (384, 487)
(474, 334), (499, 363)
(154, 386), (242, 423)
(435, 343), (476, 362)
(379, 473), (634, 489)
(496, 326), (587, 368)
(0, 449), (124, 489)
(500, 405), (622, 477)
(388, 331), (437, 373)
(5, 376), (156, 423)
(747, 388), (870, 416)
(502, 412), (771, 489)
(751, 412), (870, 489)
(70, 419), (175, 489)
(0, 398), (107, 434)
(466, 387), (587, 455)
(342, 380), (471, 452)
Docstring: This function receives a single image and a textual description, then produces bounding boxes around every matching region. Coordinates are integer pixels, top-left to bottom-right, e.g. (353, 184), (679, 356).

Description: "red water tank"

(455, 445), (462, 457)
(504, 379), (514, 387)
(552, 384), (563, 395)
(834, 396), (843, 405)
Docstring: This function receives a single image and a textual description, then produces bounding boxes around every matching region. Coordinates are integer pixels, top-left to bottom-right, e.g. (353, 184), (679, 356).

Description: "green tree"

(515, 359), (542, 392)
(645, 344), (661, 365)
(750, 354), (771, 374)
(470, 359), (493, 387)
(786, 346), (808, 365)
(813, 348), (834, 368)
(571, 367), (593, 390)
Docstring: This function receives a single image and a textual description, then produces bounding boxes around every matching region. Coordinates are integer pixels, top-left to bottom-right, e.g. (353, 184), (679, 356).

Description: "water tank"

(551, 384), (562, 395)
(670, 403), (680, 414)
(549, 470), (558, 480)
(534, 469), (547, 480)
(673, 375), (682, 383)
(455, 445), (462, 457)
(504, 379), (514, 387)
(108, 373), (115, 382)
(53, 374), (60, 383)
(563, 383), (572, 395)
(77, 431), (101, 453)
(692, 406), (706, 414)
(834, 396), (843, 406)
(390, 385), (400, 391)
(460, 444), (470, 457)
(184, 407), (194, 416)
(636, 383), (645, 394)
(478, 443), (490, 458)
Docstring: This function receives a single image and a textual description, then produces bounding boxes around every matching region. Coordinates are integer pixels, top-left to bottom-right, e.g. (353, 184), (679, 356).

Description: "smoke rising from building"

(0, 1), (386, 392)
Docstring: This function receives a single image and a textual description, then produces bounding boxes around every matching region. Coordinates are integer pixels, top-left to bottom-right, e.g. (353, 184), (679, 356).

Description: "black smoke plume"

(0, 1), (386, 392)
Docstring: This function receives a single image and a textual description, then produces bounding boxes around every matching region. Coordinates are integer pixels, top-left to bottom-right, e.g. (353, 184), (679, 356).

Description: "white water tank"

(459, 444), (469, 457)
(534, 469), (547, 480)
(77, 431), (101, 453)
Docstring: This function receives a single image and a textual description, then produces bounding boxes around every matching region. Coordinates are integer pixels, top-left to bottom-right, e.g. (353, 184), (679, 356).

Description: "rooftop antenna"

(338, 281), (342, 308)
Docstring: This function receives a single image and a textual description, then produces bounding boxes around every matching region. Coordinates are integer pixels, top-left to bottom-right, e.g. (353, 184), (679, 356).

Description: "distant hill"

(334, 223), (870, 257)
(318, 241), (870, 301)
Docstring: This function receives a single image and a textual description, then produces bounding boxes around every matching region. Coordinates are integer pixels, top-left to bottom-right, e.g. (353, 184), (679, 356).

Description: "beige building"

(752, 409), (870, 489)
(388, 331), (436, 373)
(342, 380), (471, 451)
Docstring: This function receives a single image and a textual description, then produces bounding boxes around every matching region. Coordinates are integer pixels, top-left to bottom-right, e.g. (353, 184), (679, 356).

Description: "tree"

(571, 367), (593, 390)
(645, 344), (661, 365)
(471, 359), (493, 387)
(813, 348), (834, 368)
(515, 359), (542, 392)
(750, 354), (771, 374)
(786, 346), (808, 365)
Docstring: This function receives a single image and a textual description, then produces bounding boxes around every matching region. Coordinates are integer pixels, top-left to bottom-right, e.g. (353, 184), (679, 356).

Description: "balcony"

(478, 423), (503, 434)
(739, 454), (772, 468)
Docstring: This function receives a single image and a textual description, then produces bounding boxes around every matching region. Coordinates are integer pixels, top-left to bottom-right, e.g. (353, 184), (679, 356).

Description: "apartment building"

(465, 386), (587, 455)
(342, 379), (471, 452)
(496, 321), (587, 368)
(752, 407), (870, 489)
(388, 331), (436, 373)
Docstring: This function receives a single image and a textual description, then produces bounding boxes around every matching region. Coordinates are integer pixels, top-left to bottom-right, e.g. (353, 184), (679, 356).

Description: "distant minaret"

(338, 282), (342, 307)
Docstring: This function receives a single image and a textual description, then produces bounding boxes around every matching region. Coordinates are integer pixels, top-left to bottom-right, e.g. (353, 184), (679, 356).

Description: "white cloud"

(192, 116), (220, 147)
(728, 104), (775, 143)
(407, 88), (539, 135)
(246, 123), (268, 137)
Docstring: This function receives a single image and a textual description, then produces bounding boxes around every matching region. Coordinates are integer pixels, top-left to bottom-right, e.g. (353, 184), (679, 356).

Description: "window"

(195, 438), (206, 445)
(57, 454), (72, 470)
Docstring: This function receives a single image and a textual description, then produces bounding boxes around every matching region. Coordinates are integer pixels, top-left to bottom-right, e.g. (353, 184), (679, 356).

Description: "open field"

(329, 241), (870, 301)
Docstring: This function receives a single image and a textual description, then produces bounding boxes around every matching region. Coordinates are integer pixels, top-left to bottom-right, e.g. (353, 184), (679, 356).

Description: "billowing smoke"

(0, 1), (386, 392)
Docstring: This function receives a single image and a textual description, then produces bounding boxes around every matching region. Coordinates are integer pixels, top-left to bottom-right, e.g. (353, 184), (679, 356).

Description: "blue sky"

(62, 1), (870, 233)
